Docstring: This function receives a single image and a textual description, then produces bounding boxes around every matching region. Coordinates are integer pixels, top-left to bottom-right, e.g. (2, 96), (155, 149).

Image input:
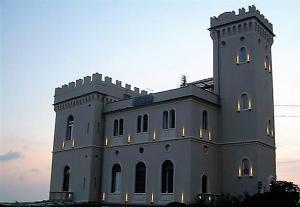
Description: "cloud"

(31, 168), (40, 173)
(277, 159), (300, 164)
(0, 151), (22, 162)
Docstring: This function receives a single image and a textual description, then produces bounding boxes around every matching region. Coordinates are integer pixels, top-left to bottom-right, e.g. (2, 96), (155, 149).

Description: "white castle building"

(49, 5), (276, 205)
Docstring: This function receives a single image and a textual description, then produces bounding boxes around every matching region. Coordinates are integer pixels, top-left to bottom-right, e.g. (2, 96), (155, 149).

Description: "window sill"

(238, 175), (253, 179)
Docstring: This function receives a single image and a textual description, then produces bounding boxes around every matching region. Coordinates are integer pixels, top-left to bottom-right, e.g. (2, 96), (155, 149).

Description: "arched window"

(113, 119), (118, 136)
(202, 175), (208, 193)
(135, 162), (146, 193)
(169, 110), (175, 128)
(119, 119), (124, 135)
(238, 47), (248, 63)
(163, 111), (168, 129)
(137, 115), (142, 133)
(240, 93), (249, 110)
(161, 160), (174, 193)
(202, 110), (208, 130)
(143, 114), (148, 132)
(63, 166), (70, 191)
(242, 158), (250, 176)
(111, 164), (121, 193)
(66, 115), (74, 140)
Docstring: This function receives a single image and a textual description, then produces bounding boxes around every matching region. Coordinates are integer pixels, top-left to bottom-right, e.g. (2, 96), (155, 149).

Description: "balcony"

(49, 191), (73, 201)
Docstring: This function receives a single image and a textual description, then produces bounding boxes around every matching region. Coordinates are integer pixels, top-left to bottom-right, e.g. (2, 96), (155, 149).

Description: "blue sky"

(1, 0), (300, 202)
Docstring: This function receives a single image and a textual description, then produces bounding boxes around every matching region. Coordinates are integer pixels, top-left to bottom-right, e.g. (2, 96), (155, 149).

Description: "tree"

(180, 75), (187, 87)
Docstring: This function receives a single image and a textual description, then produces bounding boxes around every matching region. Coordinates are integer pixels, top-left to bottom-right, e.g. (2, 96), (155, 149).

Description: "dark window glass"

(239, 47), (247, 63)
(169, 110), (175, 128)
(241, 94), (248, 110)
(113, 120), (118, 136)
(111, 164), (121, 193)
(163, 111), (168, 129)
(143, 114), (148, 132)
(202, 111), (208, 130)
(63, 166), (70, 191)
(137, 116), (142, 133)
(119, 119), (124, 135)
(202, 175), (207, 193)
(161, 160), (174, 193)
(66, 116), (74, 140)
(242, 159), (250, 175)
(135, 162), (146, 193)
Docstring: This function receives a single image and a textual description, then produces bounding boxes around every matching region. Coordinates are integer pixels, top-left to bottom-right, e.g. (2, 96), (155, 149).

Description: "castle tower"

(209, 6), (276, 194)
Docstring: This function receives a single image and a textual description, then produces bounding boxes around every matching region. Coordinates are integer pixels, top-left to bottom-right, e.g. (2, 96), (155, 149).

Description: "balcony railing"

(49, 191), (73, 201)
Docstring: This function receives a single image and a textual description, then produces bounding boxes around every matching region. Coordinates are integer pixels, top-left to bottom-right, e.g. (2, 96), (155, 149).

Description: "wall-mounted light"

(153, 131), (156, 141)
(238, 167), (242, 177)
(248, 99), (252, 111)
(72, 139), (75, 148)
(181, 192), (184, 203)
(236, 56), (240, 65)
(268, 64), (272, 73)
(62, 141), (65, 149)
(208, 196), (212, 201)
(208, 131), (212, 141)
(250, 167), (253, 177)
(266, 127), (270, 136)
(247, 53), (250, 62)
(127, 135), (131, 144)
(102, 192), (106, 202)
(182, 127), (185, 137)
(105, 138), (108, 146)
(199, 129), (203, 138)
(151, 192), (154, 204)
(125, 193), (128, 203)
(271, 129), (274, 137)
(264, 60), (267, 69)
(237, 101), (241, 112)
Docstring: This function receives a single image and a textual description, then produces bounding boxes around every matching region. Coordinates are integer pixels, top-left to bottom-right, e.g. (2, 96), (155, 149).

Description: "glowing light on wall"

(151, 193), (154, 204)
(102, 192), (106, 201)
(199, 129), (203, 138)
(125, 193), (128, 203)
(182, 127), (185, 137)
(250, 167), (253, 177)
(208, 131), (212, 141)
(247, 53), (250, 62)
(181, 192), (184, 203)
(248, 99), (252, 110)
(72, 139), (75, 148)
(209, 196), (212, 201)
(153, 131), (156, 141)
(236, 56), (240, 65)
(237, 101), (241, 112)
(266, 127), (270, 136)
(264, 60), (267, 69)
(268, 64), (272, 73)
(238, 167), (242, 177)
(127, 135), (131, 144)
(105, 138), (108, 146)
(62, 141), (65, 149)
(271, 129), (274, 137)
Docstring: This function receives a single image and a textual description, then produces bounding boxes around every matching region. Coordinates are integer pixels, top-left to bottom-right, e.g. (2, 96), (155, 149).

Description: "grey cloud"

(31, 168), (40, 173)
(0, 151), (22, 162)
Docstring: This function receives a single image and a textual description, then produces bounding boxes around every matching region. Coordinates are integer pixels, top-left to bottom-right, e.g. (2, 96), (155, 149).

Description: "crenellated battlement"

(210, 5), (273, 34)
(54, 73), (148, 104)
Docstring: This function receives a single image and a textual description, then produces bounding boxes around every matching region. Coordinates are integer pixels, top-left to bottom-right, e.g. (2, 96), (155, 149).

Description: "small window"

(163, 111), (168, 129)
(240, 93), (251, 111)
(113, 120), (118, 136)
(111, 164), (121, 193)
(202, 110), (208, 130)
(135, 162), (146, 193)
(169, 110), (175, 128)
(119, 119), (124, 135)
(202, 175), (208, 193)
(161, 160), (174, 193)
(137, 116), (142, 133)
(237, 46), (249, 64)
(143, 114), (148, 132)
(242, 158), (250, 176)
(66, 115), (74, 140)
(63, 166), (70, 191)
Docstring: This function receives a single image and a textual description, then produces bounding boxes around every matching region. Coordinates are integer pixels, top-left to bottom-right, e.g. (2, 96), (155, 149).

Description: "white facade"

(49, 5), (276, 205)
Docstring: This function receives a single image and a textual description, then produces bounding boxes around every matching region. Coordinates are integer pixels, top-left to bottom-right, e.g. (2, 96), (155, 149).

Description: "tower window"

(237, 93), (252, 111)
(242, 158), (250, 176)
(137, 115), (142, 133)
(163, 111), (168, 129)
(62, 165), (70, 191)
(143, 114), (148, 132)
(162, 110), (176, 129)
(169, 110), (176, 128)
(202, 175), (208, 193)
(119, 119), (124, 135)
(202, 110), (208, 130)
(113, 119), (118, 136)
(111, 164), (121, 193)
(135, 162), (146, 193)
(66, 115), (74, 140)
(236, 46), (250, 64)
(113, 119), (124, 136)
(161, 160), (174, 193)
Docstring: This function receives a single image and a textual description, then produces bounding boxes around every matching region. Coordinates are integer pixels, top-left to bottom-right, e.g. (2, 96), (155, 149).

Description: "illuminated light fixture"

(237, 101), (241, 112)
(182, 127), (185, 137)
(271, 129), (274, 137)
(127, 135), (131, 144)
(248, 99), (252, 111)
(236, 55), (240, 65)
(266, 127), (270, 136)
(125, 193), (128, 203)
(151, 192), (154, 204)
(268, 64), (272, 73)
(72, 139), (75, 148)
(208, 131), (212, 141)
(199, 195), (202, 199)
(102, 192), (106, 202)
(199, 129), (203, 138)
(250, 167), (253, 177)
(153, 131), (156, 141)
(238, 167), (242, 177)
(247, 53), (250, 62)
(208, 196), (212, 201)
(264, 60), (267, 69)
(62, 141), (65, 149)
(105, 138), (108, 146)
(181, 192), (184, 203)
